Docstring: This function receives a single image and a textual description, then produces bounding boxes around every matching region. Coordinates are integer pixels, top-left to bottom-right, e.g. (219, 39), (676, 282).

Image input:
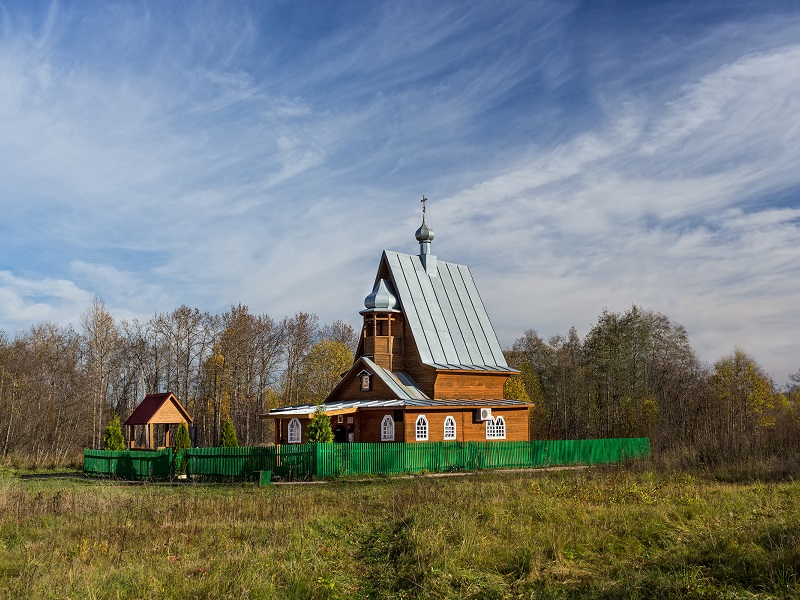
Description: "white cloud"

(1, 2), (800, 382)
(0, 271), (92, 331)
(431, 42), (800, 382)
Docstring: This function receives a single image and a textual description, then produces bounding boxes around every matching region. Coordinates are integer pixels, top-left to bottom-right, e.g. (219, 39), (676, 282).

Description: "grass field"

(1, 465), (799, 599)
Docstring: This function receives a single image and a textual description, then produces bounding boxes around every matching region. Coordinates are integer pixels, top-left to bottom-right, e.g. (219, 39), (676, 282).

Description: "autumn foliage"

(505, 305), (798, 463)
(0, 298), (797, 466)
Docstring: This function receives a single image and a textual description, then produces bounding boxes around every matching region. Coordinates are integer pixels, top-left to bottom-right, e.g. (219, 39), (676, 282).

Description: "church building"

(264, 198), (531, 443)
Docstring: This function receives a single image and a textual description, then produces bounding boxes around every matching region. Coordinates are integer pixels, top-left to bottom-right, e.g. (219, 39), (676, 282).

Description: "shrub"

(307, 405), (333, 443)
(220, 418), (238, 447)
(101, 416), (126, 451)
(173, 422), (191, 475)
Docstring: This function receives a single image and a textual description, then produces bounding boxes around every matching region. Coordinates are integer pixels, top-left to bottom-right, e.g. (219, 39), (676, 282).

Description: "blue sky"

(2, 1), (800, 382)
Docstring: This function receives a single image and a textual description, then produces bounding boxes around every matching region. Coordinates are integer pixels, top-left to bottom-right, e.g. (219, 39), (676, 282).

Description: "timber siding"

(147, 402), (187, 424)
(328, 370), (401, 403)
(358, 409), (398, 443)
(402, 408), (529, 443)
(433, 371), (508, 400)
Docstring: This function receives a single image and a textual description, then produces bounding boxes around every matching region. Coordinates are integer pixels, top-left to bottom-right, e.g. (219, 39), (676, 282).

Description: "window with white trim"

(443, 416), (456, 440)
(485, 415), (506, 440)
(288, 418), (301, 443)
(415, 415), (428, 441)
(381, 415), (395, 442)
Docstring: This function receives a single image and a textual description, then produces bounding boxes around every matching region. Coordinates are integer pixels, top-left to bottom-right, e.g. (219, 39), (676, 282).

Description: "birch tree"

(81, 298), (120, 449)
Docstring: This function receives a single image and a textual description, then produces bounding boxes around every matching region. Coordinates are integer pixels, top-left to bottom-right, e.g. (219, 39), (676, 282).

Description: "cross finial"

(415, 194), (436, 274)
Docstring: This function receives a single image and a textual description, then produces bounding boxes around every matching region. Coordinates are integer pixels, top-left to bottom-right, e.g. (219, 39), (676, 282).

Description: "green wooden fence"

(83, 438), (649, 481)
(313, 438), (649, 478)
(83, 448), (173, 480)
(184, 445), (313, 481)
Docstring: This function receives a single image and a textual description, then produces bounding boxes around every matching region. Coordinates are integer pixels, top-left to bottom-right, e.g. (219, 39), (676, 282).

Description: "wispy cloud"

(1, 2), (799, 380)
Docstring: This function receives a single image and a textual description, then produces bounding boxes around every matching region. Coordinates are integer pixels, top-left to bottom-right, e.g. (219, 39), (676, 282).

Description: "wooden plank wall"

(275, 408), (528, 444)
(148, 400), (190, 424)
(401, 408), (529, 443)
(433, 372), (508, 400)
(328, 371), (398, 403)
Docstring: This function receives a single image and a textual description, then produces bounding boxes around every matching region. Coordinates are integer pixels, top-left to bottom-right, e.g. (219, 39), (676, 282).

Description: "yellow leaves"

(296, 339), (354, 404)
(503, 376), (530, 402)
(711, 349), (774, 431)
(713, 350), (772, 406)
(621, 396), (660, 437)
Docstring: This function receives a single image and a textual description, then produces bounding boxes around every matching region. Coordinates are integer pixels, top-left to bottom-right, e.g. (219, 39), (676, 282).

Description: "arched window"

(415, 415), (428, 441)
(288, 418), (301, 443)
(381, 415), (395, 442)
(485, 416), (506, 440)
(494, 416), (506, 439)
(443, 416), (456, 440)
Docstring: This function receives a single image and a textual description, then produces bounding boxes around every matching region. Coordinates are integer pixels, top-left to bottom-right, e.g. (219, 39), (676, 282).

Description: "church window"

(415, 415), (428, 441)
(381, 415), (394, 441)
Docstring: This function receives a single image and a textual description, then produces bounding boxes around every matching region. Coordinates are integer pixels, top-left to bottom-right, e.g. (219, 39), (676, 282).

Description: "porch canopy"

(125, 392), (193, 449)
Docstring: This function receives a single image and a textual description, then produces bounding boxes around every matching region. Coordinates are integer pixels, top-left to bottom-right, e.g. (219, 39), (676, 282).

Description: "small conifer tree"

(101, 415), (126, 451)
(307, 405), (333, 443)
(220, 418), (238, 447)
(173, 421), (191, 475)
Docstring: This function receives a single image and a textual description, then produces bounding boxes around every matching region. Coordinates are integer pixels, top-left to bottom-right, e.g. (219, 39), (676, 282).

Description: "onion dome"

(415, 220), (434, 243)
(415, 198), (434, 243)
(362, 279), (400, 313)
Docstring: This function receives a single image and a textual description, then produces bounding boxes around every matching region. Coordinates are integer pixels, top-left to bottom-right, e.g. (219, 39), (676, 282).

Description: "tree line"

(1, 299), (798, 465)
(503, 305), (800, 463)
(0, 299), (356, 462)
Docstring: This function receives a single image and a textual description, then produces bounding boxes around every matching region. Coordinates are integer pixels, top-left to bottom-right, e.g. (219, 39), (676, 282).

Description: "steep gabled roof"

(325, 356), (430, 403)
(125, 392), (193, 425)
(380, 251), (514, 372)
(361, 357), (430, 401)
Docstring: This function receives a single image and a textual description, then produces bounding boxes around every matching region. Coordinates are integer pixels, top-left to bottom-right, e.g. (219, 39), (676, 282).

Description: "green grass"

(1, 467), (799, 598)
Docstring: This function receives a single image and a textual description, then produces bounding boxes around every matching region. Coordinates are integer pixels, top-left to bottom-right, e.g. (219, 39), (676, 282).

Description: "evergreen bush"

(173, 421), (191, 475)
(307, 405), (333, 443)
(101, 416), (126, 451)
(220, 418), (238, 447)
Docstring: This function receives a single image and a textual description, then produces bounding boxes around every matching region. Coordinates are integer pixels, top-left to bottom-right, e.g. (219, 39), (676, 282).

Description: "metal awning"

(260, 397), (531, 419)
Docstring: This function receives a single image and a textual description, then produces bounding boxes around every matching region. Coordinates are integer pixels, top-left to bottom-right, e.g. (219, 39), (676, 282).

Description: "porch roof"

(260, 397), (531, 418)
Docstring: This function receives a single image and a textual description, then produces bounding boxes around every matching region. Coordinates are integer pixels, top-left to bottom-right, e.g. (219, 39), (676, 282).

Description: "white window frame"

(443, 415), (456, 440)
(415, 415), (428, 441)
(381, 414), (395, 442)
(485, 415), (506, 440)
(288, 418), (302, 443)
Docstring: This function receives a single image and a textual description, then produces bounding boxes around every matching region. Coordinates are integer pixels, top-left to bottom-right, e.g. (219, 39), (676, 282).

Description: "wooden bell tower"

(360, 278), (404, 371)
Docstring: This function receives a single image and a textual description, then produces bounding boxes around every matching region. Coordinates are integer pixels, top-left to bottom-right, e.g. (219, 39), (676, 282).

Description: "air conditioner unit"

(478, 407), (492, 421)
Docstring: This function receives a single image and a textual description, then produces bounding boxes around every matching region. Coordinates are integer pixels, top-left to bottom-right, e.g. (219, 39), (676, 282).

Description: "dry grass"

(1, 467), (799, 598)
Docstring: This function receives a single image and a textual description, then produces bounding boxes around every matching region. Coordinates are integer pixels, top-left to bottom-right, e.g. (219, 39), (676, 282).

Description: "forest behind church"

(1, 298), (799, 467)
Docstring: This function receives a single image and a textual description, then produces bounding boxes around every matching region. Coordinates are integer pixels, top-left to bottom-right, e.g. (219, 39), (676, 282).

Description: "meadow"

(1, 465), (799, 599)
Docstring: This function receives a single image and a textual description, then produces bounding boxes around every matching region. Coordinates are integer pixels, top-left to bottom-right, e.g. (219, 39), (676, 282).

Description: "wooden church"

(264, 198), (531, 443)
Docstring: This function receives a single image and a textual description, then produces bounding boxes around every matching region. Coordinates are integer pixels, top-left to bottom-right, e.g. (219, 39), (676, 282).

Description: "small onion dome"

(363, 279), (399, 312)
(415, 220), (434, 243)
